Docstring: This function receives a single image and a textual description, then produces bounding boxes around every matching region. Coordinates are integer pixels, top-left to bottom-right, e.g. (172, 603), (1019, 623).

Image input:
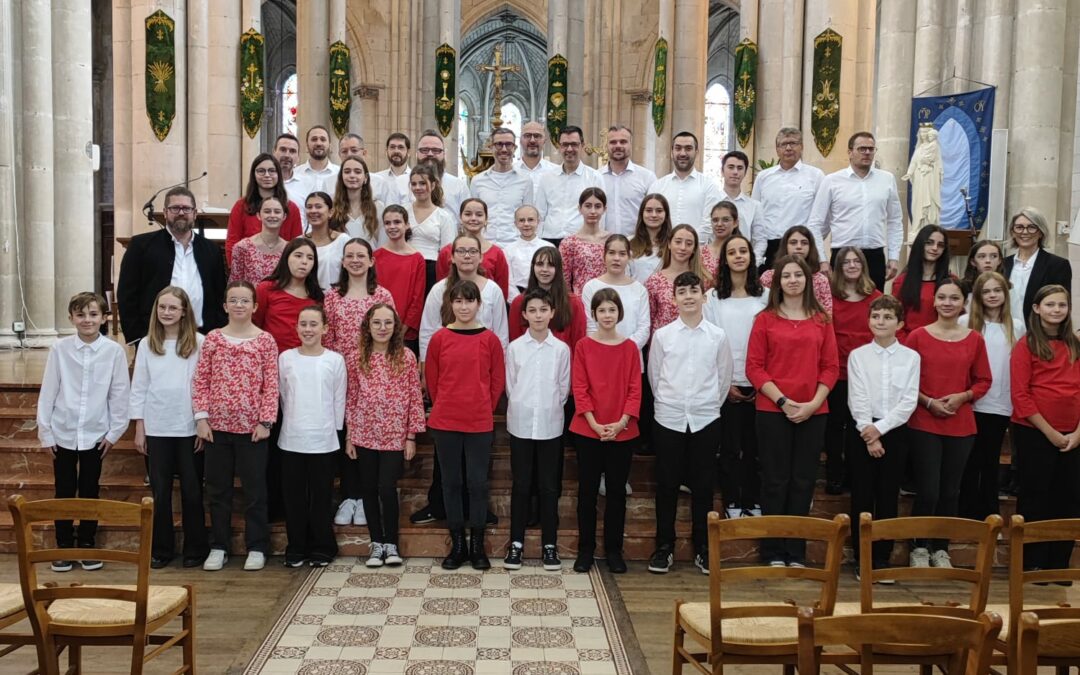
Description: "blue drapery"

(909, 86), (995, 231)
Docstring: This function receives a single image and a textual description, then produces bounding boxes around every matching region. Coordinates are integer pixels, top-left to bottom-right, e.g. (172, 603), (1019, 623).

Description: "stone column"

(112, 0), (133, 246)
(187, 0), (209, 206)
(421, 0), (438, 135)
(645, 0), (673, 175)
(853, 0), (876, 131)
(951, 0), (973, 81)
(207, 1), (241, 207)
(239, 0), (261, 178)
(567, 0), (586, 137)
(21, 0), (57, 342)
(1008, 0), (1067, 246)
(754, 0), (784, 164)
(738, 0), (758, 169)
(780, 0), (804, 128)
(297, 0), (329, 154)
(0, 0), (18, 346)
(980, 0), (1014, 130)
(912, 0), (944, 96)
(51, 0), (96, 330)
(1055, 0), (1080, 246)
(671, 0), (708, 168)
(874, 1), (917, 235)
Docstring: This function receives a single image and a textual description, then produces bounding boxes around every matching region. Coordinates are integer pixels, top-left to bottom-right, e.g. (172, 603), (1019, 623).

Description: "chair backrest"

(796, 606), (1002, 675)
(1014, 611), (1080, 674)
(1007, 516), (1080, 644)
(707, 512), (850, 653)
(858, 513), (1002, 617)
(7, 496), (154, 636)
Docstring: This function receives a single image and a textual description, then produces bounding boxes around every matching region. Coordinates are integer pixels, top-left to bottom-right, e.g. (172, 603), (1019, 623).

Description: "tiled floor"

(247, 558), (634, 674)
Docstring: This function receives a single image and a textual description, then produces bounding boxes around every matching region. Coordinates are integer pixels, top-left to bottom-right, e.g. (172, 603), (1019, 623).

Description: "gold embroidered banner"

(239, 29), (265, 139)
(329, 41), (351, 138)
(651, 39), (668, 135)
(145, 10), (176, 142)
(811, 28), (842, 156)
(733, 38), (758, 149)
(435, 44), (456, 137)
(546, 55), (568, 146)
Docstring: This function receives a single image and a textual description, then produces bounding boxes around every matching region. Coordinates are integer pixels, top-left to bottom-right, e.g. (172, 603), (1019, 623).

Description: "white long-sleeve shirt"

(505, 331), (571, 440)
(648, 316), (734, 433)
(406, 204), (458, 260)
(722, 191), (761, 246)
(419, 277), (509, 360)
(846, 340), (920, 437)
(372, 169), (411, 207)
(806, 166), (904, 261)
(437, 172), (472, 220)
(514, 157), (560, 194)
(602, 161), (658, 237)
(503, 237), (552, 302)
(469, 167), (535, 246)
(581, 277), (651, 360)
(129, 335), (203, 437)
(751, 161), (825, 260)
(37, 335), (130, 450)
(277, 349), (347, 453)
(535, 163), (604, 240)
(648, 170), (725, 243)
(959, 317), (1023, 417)
(703, 292), (767, 387)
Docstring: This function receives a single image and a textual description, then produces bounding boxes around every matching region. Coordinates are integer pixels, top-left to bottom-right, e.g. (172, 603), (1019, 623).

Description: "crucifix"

(476, 43), (520, 130)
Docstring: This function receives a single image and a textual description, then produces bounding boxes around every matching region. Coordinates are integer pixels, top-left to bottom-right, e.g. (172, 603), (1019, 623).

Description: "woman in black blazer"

(1003, 207), (1072, 328)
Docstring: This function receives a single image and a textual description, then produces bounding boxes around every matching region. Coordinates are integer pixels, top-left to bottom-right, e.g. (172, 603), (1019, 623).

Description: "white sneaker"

(334, 499), (357, 526)
(930, 550), (953, 569)
(244, 551), (266, 571)
(203, 549), (227, 571)
(748, 505), (763, 517)
(598, 475), (607, 497)
(383, 543), (402, 566)
(366, 542), (386, 568)
(352, 500), (367, 526)
(679, 484), (691, 494)
(909, 547), (931, 568)
(725, 506), (743, 519)
(625, 482), (633, 496)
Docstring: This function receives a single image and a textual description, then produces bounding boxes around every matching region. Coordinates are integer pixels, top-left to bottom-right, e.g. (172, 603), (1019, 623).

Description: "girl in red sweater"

(435, 198), (510, 299)
(746, 254), (839, 567)
(372, 205), (426, 354)
(895, 224), (951, 340)
(571, 288), (642, 574)
(254, 237), (325, 353)
(426, 280), (506, 571)
(824, 247), (882, 495)
(507, 246), (587, 352)
(226, 153), (303, 265)
(905, 278), (992, 568)
(1009, 285), (1080, 572)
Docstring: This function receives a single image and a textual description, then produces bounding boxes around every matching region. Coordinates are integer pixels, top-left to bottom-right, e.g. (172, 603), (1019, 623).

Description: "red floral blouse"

(324, 286), (396, 361)
(346, 350), (426, 451)
(229, 237), (283, 286)
(560, 236), (607, 295)
(191, 330), (279, 433)
(645, 271), (679, 335)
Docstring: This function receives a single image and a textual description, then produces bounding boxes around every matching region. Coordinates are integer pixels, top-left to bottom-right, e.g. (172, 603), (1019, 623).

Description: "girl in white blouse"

(628, 193), (672, 284)
(582, 234), (651, 358)
(130, 286), (208, 568)
(406, 163), (457, 293)
(277, 305), (347, 567)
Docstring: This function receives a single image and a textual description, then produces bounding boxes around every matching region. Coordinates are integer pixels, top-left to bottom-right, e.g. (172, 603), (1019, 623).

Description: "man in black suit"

(1003, 207), (1073, 326)
(117, 186), (227, 343)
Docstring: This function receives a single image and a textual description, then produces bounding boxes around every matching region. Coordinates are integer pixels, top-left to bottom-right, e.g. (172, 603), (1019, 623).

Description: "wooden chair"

(0, 582), (35, 671)
(988, 515), (1080, 671)
(1013, 611), (1080, 675)
(7, 495), (196, 675)
(671, 512), (849, 675)
(796, 606), (1002, 675)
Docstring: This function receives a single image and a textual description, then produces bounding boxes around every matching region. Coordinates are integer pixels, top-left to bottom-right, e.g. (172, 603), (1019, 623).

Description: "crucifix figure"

(476, 43), (520, 129)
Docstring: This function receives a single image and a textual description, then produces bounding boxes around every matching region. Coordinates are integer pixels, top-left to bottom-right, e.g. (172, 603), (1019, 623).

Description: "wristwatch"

(259, 421), (273, 430)
(776, 396), (789, 408)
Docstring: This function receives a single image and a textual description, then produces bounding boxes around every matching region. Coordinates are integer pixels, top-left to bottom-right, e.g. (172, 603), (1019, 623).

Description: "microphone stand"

(142, 171), (209, 226)
(960, 187), (977, 248)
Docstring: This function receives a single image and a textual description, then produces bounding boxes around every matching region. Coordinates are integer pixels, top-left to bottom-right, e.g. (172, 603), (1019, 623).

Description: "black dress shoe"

(606, 551), (627, 574)
(151, 557), (172, 569)
(573, 555), (594, 573)
(182, 556), (207, 568)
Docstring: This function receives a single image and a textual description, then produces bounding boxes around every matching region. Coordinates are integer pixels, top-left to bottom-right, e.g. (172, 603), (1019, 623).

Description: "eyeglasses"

(522, 133), (543, 141)
(492, 142), (515, 149)
(559, 142), (581, 149)
(254, 168), (278, 175)
(226, 298), (253, 306)
(454, 248), (481, 257)
(1012, 224), (1039, 233)
(778, 141), (801, 148)
(842, 259), (863, 267)
(854, 146), (876, 153)
(417, 147), (444, 156)
(166, 205), (195, 214)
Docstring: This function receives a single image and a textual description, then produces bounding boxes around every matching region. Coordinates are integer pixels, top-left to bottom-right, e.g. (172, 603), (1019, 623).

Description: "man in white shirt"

(719, 150), (761, 245)
(806, 131), (903, 290)
(535, 125), (603, 245)
(646, 270), (733, 575)
(470, 128), (535, 246)
(601, 125), (657, 237)
(751, 127), (825, 271)
(514, 121), (560, 193)
(295, 125), (340, 195)
(648, 131), (724, 243)
(373, 132), (412, 207)
(416, 130), (470, 218)
(273, 133), (307, 212)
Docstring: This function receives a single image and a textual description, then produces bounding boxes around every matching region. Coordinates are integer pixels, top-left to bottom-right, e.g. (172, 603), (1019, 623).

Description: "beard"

(673, 157), (694, 172)
(309, 146), (328, 160)
(388, 153), (406, 168)
(420, 156), (446, 176)
(167, 215), (194, 236)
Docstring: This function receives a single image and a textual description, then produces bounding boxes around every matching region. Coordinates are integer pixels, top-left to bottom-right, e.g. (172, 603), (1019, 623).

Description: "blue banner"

(909, 86), (995, 230)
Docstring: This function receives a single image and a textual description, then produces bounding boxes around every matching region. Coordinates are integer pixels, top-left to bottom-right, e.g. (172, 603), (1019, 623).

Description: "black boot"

(442, 529), (469, 570)
(470, 527), (491, 570)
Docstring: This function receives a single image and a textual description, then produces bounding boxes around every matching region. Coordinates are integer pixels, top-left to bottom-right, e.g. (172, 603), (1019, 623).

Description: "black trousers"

(357, 447), (405, 546)
(756, 412), (827, 564)
(909, 428), (973, 551)
(147, 435), (208, 561)
(847, 425), (907, 564)
(205, 431), (270, 553)
(831, 247), (886, 291)
(424, 259), (438, 296)
(760, 238), (783, 274)
(267, 411), (285, 521)
(720, 396), (759, 509)
(338, 429), (361, 501)
(1012, 423), (1080, 570)
(575, 435), (634, 556)
(509, 435), (563, 545)
(959, 412), (1009, 521)
(654, 419), (722, 551)
(823, 380), (852, 486)
(431, 430), (493, 530)
(53, 447), (103, 549)
(638, 348), (655, 452)
(281, 450), (338, 562)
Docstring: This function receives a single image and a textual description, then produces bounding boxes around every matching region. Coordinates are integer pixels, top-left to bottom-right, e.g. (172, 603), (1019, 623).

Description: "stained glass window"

(281, 72), (298, 137)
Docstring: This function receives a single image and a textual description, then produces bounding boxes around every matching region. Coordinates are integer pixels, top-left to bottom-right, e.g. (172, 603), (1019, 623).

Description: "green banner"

(546, 55), (568, 146)
(733, 38), (758, 149)
(811, 28), (842, 156)
(145, 10), (176, 142)
(651, 39), (668, 135)
(239, 28), (265, 139)
(435, 44), (456, 137)
(329, 41), (351, 138)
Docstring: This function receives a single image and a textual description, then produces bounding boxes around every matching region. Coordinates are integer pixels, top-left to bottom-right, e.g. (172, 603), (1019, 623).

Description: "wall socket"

(12, 321), (25, 334)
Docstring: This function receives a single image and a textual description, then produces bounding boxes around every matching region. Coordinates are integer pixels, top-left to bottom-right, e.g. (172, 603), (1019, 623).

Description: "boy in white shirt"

(503, 289), (571, 572)
(502, 205), (551, 303)
(647, 272), (733, 575)
(846, 294), (920, 577)
(36, 292), (131, 572)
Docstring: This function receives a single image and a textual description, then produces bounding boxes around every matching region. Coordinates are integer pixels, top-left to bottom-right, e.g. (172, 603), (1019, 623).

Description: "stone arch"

(462, 0), (546, 38)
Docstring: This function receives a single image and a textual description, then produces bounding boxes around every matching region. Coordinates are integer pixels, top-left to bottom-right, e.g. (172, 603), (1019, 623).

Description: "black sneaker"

(80, 560), (103, 571)
(542, 545), (561, 571)
(283, 557), (306, 568)
(503, 544), (524, 570)
(410, 506), (438, 525)
(694, 550), (709, 575)
(573, 554), (594, 573)
(150, 556), (172, 569)
(606, 550), (627, 574)
(50, 560), (74, 573)
(647, 546), (673, 574)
